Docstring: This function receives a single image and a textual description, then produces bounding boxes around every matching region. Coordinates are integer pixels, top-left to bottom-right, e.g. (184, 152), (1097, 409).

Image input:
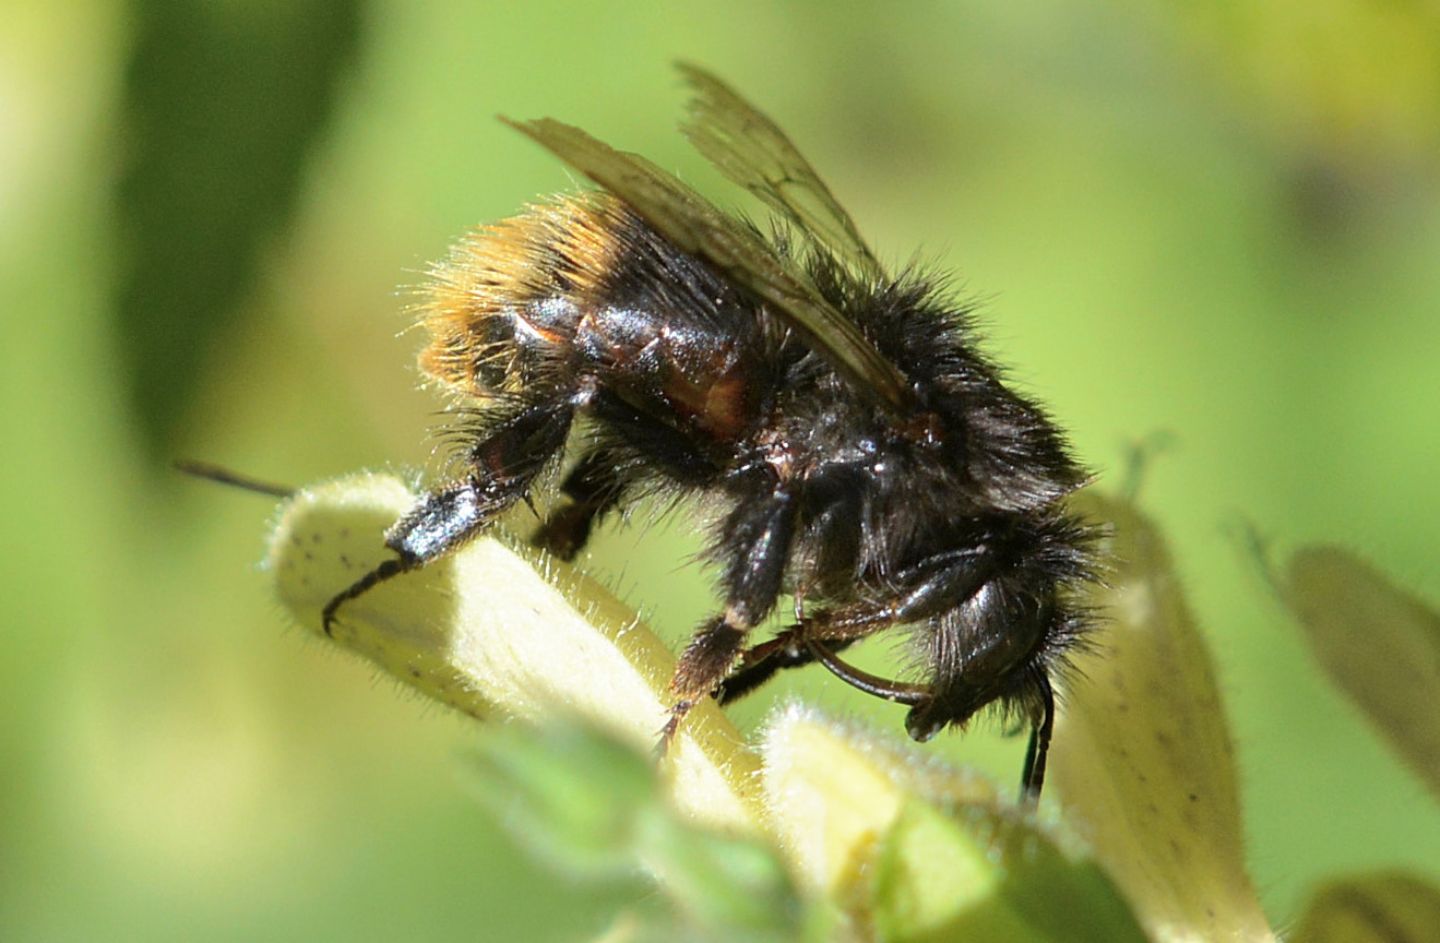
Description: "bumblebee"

(324, 64), (1098, 800)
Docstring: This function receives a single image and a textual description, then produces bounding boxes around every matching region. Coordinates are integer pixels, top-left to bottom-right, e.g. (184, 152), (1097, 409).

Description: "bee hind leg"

(322, 400), (574, 637)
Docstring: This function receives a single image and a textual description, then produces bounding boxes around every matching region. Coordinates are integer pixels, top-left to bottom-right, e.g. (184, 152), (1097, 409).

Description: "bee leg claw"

(655, 700), (694, 759)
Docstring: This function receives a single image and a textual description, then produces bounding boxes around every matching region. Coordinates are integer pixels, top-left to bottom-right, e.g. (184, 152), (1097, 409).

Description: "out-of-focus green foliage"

(116, 1), (362, 458)
(470, 723), (815, 943)
(1291, 871), (1440, 943)
(1276, 546), (1440, 800)
(3, 1), (1438, 940)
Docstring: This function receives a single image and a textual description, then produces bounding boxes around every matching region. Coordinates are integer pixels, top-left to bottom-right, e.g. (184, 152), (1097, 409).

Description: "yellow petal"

(760, 704), (997, 900)
(762, 706), (1145, 941)
(1049, 494), (1274, 943)
(267, 472), (760, 831)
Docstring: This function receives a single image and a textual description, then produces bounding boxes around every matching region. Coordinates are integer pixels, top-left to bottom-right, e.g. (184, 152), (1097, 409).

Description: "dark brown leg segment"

(717, 620), (873, 704)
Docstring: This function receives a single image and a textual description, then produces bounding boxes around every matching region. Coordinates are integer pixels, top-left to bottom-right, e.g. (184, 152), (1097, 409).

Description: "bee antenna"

(173, 459), (295, 499)
(1119, 430), (1177, 501)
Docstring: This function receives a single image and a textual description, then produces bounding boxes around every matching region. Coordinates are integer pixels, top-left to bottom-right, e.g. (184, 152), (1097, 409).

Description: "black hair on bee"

(322, 64), (1099, 802)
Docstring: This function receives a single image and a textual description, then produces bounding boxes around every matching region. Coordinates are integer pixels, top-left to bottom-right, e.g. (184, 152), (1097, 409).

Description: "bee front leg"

(1019, 672), (1055, 802)
(662, 484), (797, 743)
(322, 401), (573, 637)
(320, 481), (488, 636)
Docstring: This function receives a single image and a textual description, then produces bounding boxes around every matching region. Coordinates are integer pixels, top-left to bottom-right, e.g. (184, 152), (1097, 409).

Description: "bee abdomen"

(574, 308), (761, 443)
(418, 194), (628, 397)
(419, 191), (767, 444)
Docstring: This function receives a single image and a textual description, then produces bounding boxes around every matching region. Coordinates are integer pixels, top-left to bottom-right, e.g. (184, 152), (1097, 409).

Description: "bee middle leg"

(716, 625), (867, 705)
(537, 394), (724, 561)
(662, 483), (798, 742)
(530, 448), (629, 561)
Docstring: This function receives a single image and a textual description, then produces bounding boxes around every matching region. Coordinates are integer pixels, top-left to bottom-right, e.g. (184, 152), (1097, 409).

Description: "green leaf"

(1281, 546), (1440, 800)
(1291, 871), (1440, 943)
(1049, 494), (1274, 943)
(115, 1), (363, 457)
(872, 799), (1146, 943)
(634, 801), (808, 938)
(472, 720), (817, 943)
(470, 721), (657, 878)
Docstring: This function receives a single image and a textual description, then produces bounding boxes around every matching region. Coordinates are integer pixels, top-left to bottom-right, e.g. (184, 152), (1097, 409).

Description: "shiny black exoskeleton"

(323, 66), (1098, 801)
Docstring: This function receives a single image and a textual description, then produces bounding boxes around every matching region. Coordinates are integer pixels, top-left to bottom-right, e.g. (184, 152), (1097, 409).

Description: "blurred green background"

(4, 1), (1438, 939)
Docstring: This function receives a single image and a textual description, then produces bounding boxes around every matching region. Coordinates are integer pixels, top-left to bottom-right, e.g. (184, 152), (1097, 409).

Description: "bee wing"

(676, 62), (884, 280)
(502, 115), (915, 414)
